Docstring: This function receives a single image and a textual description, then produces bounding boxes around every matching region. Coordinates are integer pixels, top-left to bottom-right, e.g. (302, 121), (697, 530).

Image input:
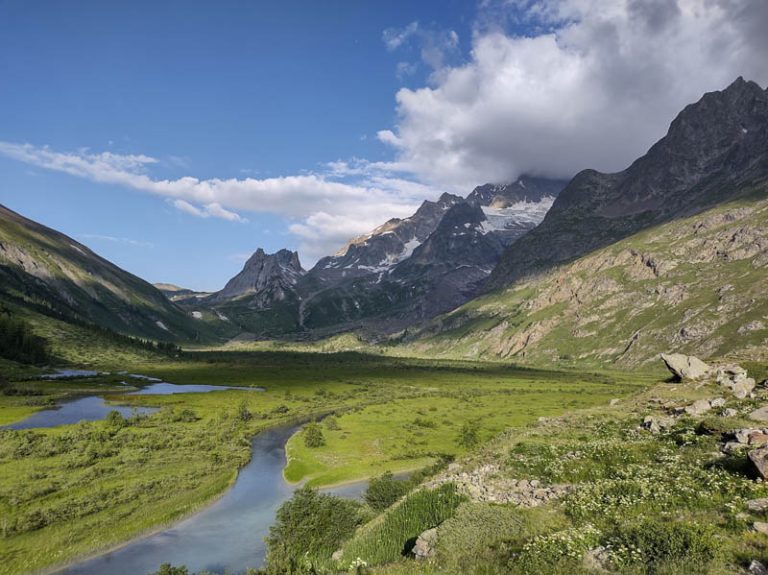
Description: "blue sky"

(0, 0), (474, 290)
(1, 0), (766, 290)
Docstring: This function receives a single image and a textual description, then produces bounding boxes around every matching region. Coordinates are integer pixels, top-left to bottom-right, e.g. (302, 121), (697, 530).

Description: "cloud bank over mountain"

(380, 0), (768, 190)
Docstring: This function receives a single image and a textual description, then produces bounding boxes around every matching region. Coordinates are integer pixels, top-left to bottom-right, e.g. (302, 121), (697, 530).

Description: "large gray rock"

(747, 498), (768, 513)
(413, 527), (438, 560)
(750, 407), (768, 422)
(717, 364), (756, 399)
(749, 446), (768, 479)
(660, 353), (711, 381)
(684, 399), (713, 416)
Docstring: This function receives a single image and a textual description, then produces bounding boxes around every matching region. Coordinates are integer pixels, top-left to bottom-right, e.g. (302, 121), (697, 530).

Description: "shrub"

(342, 483), (466, 566)
(265, 486), (364, 574)
(149, 565), (189, 575)
(105, 410), (126, 428)
(457, 420), (480, 449)
(324, 415), (340, 430)
(237, 401), (252, 422)
(606, 519), (722, 573)
(304, 422), (326, 448)
(364, 471), (409, 511)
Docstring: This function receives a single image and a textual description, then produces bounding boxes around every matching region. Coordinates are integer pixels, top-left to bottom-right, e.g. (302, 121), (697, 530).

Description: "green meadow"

(0, 350), (651, 575)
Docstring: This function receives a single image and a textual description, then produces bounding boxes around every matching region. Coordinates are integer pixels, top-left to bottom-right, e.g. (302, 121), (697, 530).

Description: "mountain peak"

(210, 248), (304, 305)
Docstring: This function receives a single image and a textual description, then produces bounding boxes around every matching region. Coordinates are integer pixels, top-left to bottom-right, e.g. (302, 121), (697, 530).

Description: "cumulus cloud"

(0, 141), (432, 264)
(380, 0), (768, 191)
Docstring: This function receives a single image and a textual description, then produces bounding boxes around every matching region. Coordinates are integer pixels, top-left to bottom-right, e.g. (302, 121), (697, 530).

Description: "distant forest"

(0, 311), (50, 365)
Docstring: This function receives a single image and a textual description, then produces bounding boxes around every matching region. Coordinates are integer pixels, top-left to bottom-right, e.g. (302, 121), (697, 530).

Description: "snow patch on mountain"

(480, 197), (555, 234)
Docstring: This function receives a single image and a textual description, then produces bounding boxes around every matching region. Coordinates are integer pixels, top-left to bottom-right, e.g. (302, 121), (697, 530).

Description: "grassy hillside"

(0, 204), (224, 343)
(406, 188), (768, 367)
(335, 365), (768, 575)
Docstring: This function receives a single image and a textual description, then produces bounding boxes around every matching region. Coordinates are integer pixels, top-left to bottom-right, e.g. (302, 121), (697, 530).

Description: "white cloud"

(0, 141), (436, 265)
(383, 21), (420, 51)
(172, 199), (247, 222)
(78, 234), (154, 248)
(380, 0), (768, 191)
(383, 21), (461, 75)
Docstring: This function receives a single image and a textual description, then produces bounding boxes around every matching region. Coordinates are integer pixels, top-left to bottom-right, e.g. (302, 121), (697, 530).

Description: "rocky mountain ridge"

(489, 77), (768, 289)
(199, 176), (566, 336)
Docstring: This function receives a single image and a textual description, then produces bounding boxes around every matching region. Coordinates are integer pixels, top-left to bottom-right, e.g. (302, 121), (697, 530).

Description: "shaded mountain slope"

(0, 204), (213, 342)
(489, 77), (768, 289)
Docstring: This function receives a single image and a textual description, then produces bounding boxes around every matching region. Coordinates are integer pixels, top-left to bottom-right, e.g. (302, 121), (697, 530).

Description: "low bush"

(265, 486), (364, 574)
(303, 422), (325, 448)
(341, 483), (466, 566)
(605, 519), (722, 574)
(365, 471), (409, 511)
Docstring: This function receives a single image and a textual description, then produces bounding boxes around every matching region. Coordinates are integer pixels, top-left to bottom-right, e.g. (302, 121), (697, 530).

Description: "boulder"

(582, 546), (611, 572)
(723, 408), (738, 418)
(660, 353), (711, 381)
(684, 399), (713, 416)
(749, 446), (768, 479)
(750, 560), (768, 575)
(747, 498), (768, 513)
(413, 527), (438, 559)
(750, 432), (768, 447)
(754, 522), (768, 535)
(717, 364), (756, 399)
(751, 407), (768, 422)
(641, 415), (675, 433)
(710, 397), (726, 408)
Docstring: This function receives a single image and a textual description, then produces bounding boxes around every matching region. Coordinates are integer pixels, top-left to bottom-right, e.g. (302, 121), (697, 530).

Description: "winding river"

(53, 424), (367, 575)
(6, 378), (367, 574)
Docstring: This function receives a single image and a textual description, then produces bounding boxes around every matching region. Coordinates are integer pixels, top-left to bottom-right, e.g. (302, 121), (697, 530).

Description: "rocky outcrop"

(425, 464), (570, 507)
(466, 176), (567, 208)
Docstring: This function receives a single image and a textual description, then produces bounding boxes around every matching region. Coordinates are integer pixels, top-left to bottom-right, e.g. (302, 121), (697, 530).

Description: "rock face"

(660, 353), (712, 381)
(209, 249), (305, 308)
(309, 192), (464, 286)
(412, 527), (438, 560)
(489, 77), (768, 289)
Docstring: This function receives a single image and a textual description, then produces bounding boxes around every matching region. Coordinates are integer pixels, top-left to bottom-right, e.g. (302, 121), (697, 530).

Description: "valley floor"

(0, 350), (648, 575)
